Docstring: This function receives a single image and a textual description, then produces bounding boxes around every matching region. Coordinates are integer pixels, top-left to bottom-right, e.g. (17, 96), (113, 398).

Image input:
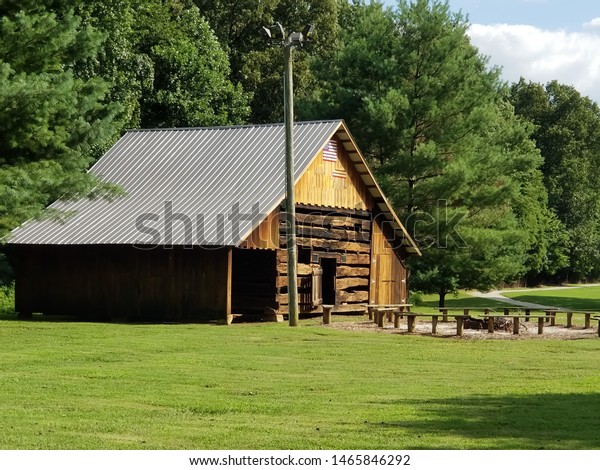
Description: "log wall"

(276, 206), (372, 312)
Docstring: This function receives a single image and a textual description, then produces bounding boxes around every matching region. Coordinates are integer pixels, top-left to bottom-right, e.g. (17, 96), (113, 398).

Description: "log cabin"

(8, 120), (420, 323)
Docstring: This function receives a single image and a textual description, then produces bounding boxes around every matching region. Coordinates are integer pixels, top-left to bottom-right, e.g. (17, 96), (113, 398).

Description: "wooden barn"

(8, 120), (420, 323)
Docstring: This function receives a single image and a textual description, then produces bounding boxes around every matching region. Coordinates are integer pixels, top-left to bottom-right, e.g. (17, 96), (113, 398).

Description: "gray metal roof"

(8, 120), (420, 253)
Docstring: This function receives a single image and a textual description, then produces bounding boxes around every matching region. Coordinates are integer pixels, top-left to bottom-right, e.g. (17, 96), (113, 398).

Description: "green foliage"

(0, 282), (14, 314)
(0, 6), (122, 239)
(510, 80), (600, 280)
(195, 0), (340, 123)
(75, 0), (251, 129)
(306, 0), (546, 303)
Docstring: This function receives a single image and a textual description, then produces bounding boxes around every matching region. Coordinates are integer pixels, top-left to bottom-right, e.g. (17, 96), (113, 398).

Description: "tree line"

(1, 0), (599, 305)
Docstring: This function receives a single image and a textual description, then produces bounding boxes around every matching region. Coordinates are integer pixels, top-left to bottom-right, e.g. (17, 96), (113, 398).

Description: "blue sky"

(380, 0), (600, 102)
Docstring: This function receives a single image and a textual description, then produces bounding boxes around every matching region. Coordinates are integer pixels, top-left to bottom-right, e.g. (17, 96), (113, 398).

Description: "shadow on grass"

(419, 296), (509, 309)
(506, 295), (600, 311)
(374, 393), (600, 449)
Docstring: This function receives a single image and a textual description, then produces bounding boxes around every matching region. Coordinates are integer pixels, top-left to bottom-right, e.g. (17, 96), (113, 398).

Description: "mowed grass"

(1, 315), (600, 450)
(418, 291), (509, 311)
(503, 286), (600, 311)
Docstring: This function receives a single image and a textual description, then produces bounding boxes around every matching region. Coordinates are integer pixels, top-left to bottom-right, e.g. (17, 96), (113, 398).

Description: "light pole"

(262, 23), (313, 327)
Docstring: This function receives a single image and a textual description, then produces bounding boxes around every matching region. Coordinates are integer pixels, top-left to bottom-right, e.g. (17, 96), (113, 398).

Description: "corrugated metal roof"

(8, 120), (420, 254)
(9, 121), (342, 246)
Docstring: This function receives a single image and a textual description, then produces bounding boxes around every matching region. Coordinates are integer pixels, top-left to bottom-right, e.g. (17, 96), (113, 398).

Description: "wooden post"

(513, 316), (520, 335)
(597, 319), (600, 337)
(367, 305), (374, 321)
(488, 316), (495, 334)
(585, 313), (591, 329)
(432, 315), (438, 335)
(550, 312), (556, 326)
(455, 316), (464, 336)
(386, 310), (393, 323)
(538, 317), (544, 335)
(566, 312), (573, 328)
(284, 38), (299, 327)
(545, 310), (551, 323)
(525, 308), (530, 322)
(225, 247), (233, 325)
(394, 313), (401, 329)
(376, 310), (384, 328)
(322, 305), (332, 325)
(504, 307), (511, 316)
(440, 308), (448, 322)
(407, 314), (416, 333)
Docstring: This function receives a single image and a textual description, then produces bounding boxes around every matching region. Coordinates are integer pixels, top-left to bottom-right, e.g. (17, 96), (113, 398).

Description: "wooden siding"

(239, 208), (279, 249)
(295, 137), (373, 211)
(13, 245), (230, 322)
(369, 215), (408, 305)
(276, 207), (372, 312)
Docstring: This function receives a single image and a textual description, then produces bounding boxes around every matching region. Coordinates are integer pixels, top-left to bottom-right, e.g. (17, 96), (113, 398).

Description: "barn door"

(376, 253), (396, 305)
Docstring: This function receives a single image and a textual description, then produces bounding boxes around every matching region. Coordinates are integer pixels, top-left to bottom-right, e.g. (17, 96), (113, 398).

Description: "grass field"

(1, 314), (599, 450)
(502, 286), (600, 311)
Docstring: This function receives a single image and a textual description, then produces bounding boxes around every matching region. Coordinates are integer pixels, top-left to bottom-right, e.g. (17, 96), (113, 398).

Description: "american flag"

(322, 140), (337, 162)
(332, 168), (347, 179)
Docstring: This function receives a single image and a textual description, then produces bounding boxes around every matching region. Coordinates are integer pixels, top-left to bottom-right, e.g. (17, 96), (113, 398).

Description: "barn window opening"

(298, 247), (311, 264)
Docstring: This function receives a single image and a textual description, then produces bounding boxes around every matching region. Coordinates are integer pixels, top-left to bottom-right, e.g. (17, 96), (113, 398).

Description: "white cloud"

(467, 23), (600, 103)
(583, 17), (600, 31)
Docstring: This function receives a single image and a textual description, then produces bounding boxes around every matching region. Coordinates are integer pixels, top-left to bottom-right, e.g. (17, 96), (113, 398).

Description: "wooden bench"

(592, 316), (600, 337)
(563, 311), (600, 329)
(399, 312), (467, 336)
(368, 304), (412, 327)
(481, 313), (553, 335)
(438, 307), (506, 322)
(322, 304), (371, 324)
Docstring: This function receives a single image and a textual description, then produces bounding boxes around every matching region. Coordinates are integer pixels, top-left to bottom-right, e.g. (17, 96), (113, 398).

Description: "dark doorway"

(232, 248), (277, 315)
(321, 257), (337, 305)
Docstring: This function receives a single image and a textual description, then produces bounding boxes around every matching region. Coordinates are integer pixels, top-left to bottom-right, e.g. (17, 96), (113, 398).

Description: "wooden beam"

(513, 316), (520, 335)
(488, 316), (495, 334)
(226, 247), (233, 325)
(538, 317), (544, 335)
(336, 277), (369, 290)
(456, 316), (464, 336)
(341, 253), (370, 265)
(336, 266), (370, 277)
(407, 314), (416, 333)
(337, 291), (369, 303)
(322, 305), (332, 325)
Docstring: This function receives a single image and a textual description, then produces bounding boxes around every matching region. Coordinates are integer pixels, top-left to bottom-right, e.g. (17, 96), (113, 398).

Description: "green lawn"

(1, 315), (599, 449)
(502, 286), (600, 311)
(418, 291), (509, 311)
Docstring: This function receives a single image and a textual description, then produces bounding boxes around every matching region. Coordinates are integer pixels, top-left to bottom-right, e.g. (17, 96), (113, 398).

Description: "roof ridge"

(126, 119), (344, 133)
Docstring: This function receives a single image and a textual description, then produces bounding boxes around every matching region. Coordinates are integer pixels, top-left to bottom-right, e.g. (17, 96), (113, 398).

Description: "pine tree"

(0, 6), (121, 239)
(305, 0), (548, 304)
